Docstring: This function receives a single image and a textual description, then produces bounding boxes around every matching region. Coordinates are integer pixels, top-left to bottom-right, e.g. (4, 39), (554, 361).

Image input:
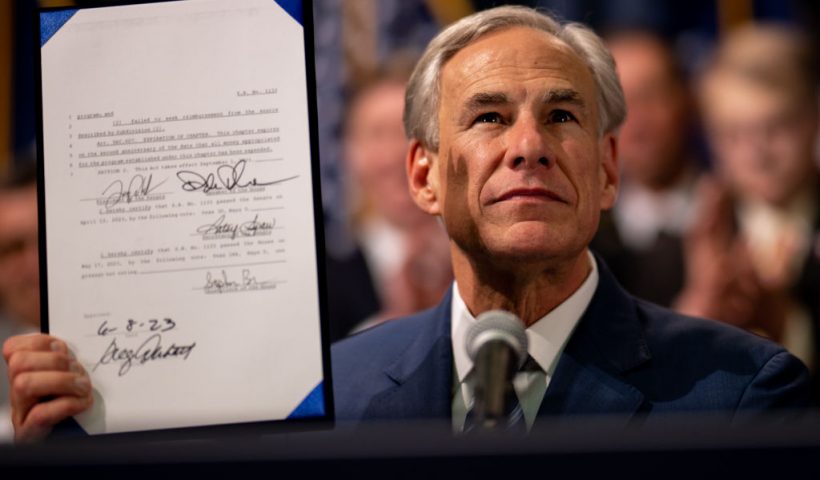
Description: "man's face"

(608, 35), (689, 190)
(0, 185), (40, 328)
(346, 81), (428, 228)
(702, 72), (818, 206)
(421, 27), (618, 268)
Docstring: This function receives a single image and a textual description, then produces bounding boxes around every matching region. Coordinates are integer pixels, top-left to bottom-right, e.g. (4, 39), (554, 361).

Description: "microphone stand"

(471, 340), (517, 430)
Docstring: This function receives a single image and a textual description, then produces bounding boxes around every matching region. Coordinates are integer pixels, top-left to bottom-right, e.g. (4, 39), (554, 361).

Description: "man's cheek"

(443, 152), (482, 250)
(443, 155), (467, 217)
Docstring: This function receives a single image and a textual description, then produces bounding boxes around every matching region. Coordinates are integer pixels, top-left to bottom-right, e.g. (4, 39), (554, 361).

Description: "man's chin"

(499, 221), (590, 254)
(485, 240), (582, 267)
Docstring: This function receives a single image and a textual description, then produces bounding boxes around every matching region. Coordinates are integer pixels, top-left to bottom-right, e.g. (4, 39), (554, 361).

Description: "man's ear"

(407, 139), (441, 216)
(599, 133), (619, 211)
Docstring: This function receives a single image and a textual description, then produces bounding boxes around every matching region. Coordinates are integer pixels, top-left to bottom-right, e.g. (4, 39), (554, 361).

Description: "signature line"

(78, 192), (174, 202)
(139, 260), (285, 275)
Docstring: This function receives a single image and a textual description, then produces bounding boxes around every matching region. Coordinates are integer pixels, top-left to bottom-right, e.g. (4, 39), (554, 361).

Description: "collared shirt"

(613, 171), (698, 251)
(358, 218), (407, 300)
(450, 251), (599, 432)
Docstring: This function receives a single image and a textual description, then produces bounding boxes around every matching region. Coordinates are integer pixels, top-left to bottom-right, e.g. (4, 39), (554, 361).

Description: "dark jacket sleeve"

(734, 350), (811, 420)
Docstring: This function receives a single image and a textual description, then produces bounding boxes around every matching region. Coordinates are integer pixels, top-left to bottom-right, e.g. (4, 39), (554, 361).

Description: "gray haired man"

(3, 6), (809, 441)
(331, 6), (808, 429)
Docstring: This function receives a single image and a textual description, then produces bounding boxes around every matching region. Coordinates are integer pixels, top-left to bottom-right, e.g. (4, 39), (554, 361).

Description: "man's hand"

(674, 176), (789, 341)
(675, 176), (740, 320)
(3, 334), (93, 443)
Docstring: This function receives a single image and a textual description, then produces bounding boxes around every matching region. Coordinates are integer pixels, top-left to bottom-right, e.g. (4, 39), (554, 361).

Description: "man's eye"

(474, 112), (503, 124)
(549, 110), (576, 123)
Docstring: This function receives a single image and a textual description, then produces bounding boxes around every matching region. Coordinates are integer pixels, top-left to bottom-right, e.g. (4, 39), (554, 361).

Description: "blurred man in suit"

(326, 56), (452, 341)
(695, 24), (820, 400)
(3, 7), (811, 441)
(591, 30), (701, 308)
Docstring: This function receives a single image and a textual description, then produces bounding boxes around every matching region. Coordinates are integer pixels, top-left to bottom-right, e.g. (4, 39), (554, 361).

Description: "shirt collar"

(614, 169), (698, 250)
(451, 250), (599, 383)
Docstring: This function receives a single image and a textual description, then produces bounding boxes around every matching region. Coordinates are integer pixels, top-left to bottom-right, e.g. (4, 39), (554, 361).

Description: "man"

(326, 56), (452, 341)
(0, 162), (40, 441)
(332, 8), (808, 427)
(591, 30), (700, 308)
(594, 30), (765, 367)
(695, 24), (820, 399)
(3, 6), (810, 442)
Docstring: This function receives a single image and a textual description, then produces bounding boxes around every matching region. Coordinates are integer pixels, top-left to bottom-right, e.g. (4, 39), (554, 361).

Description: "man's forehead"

(705, 69), (798, 121)
(440, 27), (594, 101)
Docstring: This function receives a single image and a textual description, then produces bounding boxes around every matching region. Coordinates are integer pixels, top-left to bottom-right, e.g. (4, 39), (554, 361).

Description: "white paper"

(40, 0), (325, 434)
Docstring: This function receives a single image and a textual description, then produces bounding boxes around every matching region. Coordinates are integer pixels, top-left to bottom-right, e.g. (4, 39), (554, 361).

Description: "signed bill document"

(37, 0), (331, 434)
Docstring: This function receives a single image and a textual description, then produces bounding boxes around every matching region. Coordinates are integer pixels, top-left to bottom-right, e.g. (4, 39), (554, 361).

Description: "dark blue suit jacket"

(331, 258), (810, 425)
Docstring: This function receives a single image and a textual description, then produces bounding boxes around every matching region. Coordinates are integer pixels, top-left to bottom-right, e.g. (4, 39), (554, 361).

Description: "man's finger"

(3, 334), (68, 363)
(15, 395), (94, 444)
(7, 350), (78, 379)
(11, 370), (91, 401)
(10, 370), (91, 433)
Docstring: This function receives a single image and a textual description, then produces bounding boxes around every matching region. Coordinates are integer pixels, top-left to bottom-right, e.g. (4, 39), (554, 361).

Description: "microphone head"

(465, 310), (528, 369)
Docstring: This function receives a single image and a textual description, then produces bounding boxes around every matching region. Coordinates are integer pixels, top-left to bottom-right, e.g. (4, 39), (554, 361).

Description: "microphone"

(465, 310), (528, 430)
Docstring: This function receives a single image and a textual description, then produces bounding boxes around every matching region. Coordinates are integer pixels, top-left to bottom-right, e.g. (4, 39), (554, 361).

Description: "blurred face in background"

(701, 71), (818, 207)
(608, 34), (690, 190)
(345, 80), (428, 229)
(0, 185), (39, 328)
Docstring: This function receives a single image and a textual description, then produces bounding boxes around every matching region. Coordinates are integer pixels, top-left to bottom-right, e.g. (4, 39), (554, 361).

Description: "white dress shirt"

(613, 172), (697, 251)
(450, 251), (599, 432)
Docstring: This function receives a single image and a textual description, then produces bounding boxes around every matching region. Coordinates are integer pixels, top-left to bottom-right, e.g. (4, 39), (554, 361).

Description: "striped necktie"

(463, 356), (538, 433)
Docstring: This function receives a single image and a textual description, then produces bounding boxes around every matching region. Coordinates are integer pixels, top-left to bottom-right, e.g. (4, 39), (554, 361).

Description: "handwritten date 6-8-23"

(97, 317), (176, 337)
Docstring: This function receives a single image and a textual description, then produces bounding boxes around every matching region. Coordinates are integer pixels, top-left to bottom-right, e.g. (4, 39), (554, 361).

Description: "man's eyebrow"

(462, 89), (586, 110)
(542, 89), (586, 108)
(463, 92), (510, 110)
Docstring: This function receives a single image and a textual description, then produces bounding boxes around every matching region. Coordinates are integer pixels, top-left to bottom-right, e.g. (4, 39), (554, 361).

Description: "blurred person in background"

(0, 160), (39, 441)
(692, 23), (820, 400)
(591, 30), (701, 307)
(325, 55), (452, 341)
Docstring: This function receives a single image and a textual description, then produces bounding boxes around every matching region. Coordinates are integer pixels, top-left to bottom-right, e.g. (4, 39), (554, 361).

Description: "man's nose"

(505, 114), (552, 169)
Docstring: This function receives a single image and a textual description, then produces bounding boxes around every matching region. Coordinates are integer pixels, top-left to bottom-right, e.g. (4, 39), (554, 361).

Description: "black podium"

(2, 412), (820, 477)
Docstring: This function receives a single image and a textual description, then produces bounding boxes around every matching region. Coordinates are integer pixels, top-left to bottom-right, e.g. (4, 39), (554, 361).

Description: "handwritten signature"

(204, 269), (275, 294)
(92, 333), (196, 377)
(101, 173), (166, 210)
(176, 159), (298, 193)
(195, 214), (275, 240)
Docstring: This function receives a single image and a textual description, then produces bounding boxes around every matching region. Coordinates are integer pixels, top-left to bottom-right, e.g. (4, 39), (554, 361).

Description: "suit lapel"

(360, 257), (652, 423)
(537, 256), (651, 424)
(361, 290), (454, 420)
